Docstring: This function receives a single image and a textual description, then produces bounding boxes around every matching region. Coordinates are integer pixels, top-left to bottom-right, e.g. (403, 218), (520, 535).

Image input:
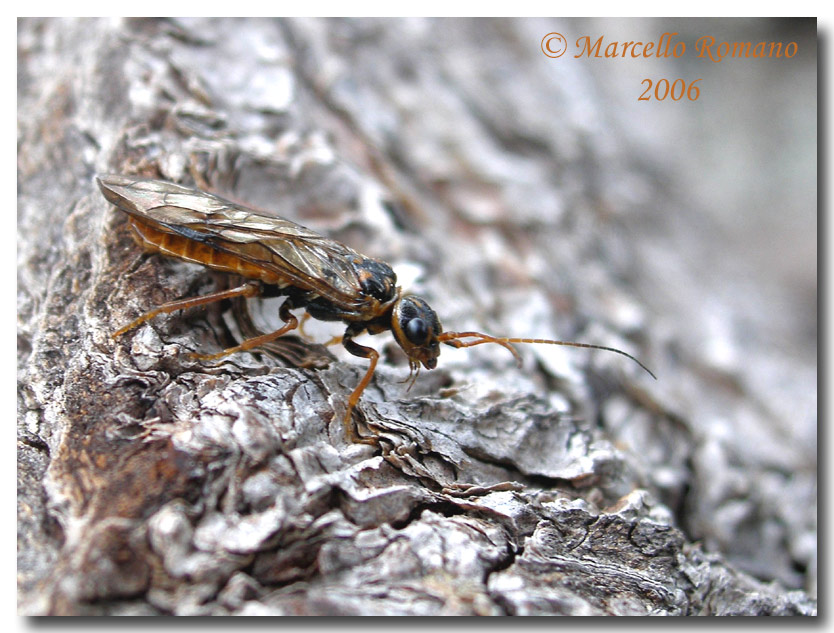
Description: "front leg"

(341, 326), (380, 445)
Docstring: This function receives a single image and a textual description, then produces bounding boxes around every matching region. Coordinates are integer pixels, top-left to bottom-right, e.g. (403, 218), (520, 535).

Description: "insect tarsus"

(99, 174), (656, 444)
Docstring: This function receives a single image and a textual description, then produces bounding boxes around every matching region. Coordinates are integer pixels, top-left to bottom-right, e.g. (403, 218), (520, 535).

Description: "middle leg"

(191, 299), (300, 361)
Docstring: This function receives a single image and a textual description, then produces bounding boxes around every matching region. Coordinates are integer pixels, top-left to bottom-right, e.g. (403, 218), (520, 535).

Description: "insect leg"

(340, 331), (380, 444)
(190, 300), (299, 361)
(113, 281), (263, 338)
(296, 312), (313, 341)
(230, 295), (334, 369)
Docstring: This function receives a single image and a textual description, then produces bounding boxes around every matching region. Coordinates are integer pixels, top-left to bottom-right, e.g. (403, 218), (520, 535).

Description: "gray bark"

(18, 17), (816, 615)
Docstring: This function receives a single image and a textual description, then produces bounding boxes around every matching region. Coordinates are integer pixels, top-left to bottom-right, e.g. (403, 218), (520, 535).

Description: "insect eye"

(404, 317), (429, 344)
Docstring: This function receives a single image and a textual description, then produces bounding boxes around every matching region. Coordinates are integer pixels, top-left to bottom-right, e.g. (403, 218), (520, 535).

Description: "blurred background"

(559, 17), (817, 590)
(18, 17), (817, 610)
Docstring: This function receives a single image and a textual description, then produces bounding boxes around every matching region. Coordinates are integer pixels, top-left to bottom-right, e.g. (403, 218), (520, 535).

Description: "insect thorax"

(353, 258), (398, 304)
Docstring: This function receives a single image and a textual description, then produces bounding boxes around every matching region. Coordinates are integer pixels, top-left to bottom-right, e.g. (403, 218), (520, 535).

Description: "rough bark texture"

(18, 18), (816, 615)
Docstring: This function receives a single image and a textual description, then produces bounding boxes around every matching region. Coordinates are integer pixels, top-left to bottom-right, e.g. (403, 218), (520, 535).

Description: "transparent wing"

(98, 175), (369, 309)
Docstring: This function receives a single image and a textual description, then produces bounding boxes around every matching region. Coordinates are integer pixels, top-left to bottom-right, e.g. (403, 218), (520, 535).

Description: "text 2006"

(639, 78), (703, 101)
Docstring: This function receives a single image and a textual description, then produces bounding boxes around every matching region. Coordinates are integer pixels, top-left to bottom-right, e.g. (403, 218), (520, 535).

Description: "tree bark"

(18, 17), (816, 615)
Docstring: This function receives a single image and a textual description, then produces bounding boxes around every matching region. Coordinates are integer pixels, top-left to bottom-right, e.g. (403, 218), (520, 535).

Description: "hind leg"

(113, 281), (262, 338)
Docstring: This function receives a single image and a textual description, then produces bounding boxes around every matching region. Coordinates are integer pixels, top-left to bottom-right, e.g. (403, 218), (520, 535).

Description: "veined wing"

(97, 175), (373, 309)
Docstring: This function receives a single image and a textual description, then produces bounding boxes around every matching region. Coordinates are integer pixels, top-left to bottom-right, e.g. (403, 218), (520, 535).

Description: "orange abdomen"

(129, 218), (288, 286)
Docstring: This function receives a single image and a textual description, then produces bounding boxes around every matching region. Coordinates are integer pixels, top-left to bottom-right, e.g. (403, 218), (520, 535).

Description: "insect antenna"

(437, 331), (656, 380)
(437, 331), (523, 366)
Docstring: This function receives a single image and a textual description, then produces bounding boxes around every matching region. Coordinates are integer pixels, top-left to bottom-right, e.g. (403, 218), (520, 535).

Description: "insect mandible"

(98, 175), (656, 443)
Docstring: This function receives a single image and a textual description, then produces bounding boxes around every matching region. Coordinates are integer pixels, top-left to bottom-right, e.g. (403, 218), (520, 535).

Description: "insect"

(98, 174), (656, 443)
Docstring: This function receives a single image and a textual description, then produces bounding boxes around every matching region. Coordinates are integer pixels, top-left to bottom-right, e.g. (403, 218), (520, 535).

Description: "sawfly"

(98, 175), (655, 443)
